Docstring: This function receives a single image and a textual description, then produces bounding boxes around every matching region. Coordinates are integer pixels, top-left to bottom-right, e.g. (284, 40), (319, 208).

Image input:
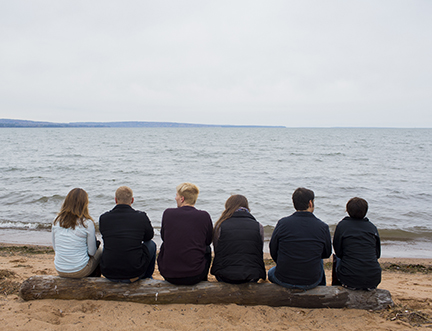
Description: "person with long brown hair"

(52, 188), (102, 278)
(210, 194), (266, 284)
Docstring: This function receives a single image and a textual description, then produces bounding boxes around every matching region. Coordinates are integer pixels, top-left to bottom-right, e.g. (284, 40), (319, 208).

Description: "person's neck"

(297, 208), (313, 213)
(179, 203), (194, 208)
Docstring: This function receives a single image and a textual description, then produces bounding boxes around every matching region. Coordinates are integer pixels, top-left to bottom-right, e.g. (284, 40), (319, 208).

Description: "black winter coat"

(211, 211), (266, 282)
(333, 216), (381, 289)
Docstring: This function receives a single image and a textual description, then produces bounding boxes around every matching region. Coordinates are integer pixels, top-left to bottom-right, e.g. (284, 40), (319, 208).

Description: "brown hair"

(53, 188), (93, 229)
(213, 195), (250, 242)
(176, 182), (199, 205)
(346, 197), (368, 219)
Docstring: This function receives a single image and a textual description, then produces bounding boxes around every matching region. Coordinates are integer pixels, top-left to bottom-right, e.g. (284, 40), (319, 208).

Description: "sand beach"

(1, 244), (431, 330)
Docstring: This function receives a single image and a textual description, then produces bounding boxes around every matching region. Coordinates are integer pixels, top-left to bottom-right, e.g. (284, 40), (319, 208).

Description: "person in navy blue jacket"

(332, 197), (381, 290)
(269, 187), (332, 290)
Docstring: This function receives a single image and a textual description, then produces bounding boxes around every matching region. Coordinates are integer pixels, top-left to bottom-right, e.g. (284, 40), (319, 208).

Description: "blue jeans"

(268, 260), (326, 290)
(106, 240), (156, 283)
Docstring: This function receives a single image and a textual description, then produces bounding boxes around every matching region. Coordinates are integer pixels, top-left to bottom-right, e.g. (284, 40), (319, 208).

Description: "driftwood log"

(19, 276), (393, 310)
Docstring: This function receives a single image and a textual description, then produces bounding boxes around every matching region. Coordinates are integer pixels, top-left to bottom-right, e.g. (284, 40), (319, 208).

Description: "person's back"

(52, 188), (102, 278)
(157, 183), (213, 285)
(270, 212), (331, 285)
(211, 195), (266, 283)
(158, 206), (212, 277)
(269, 187), (332, 289)
(333, 197), (381, 289)
(99, 186), (156, 282)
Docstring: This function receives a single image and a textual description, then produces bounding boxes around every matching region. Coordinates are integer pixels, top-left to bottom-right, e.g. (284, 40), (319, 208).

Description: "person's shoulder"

(82, 218), (95, 228)
(363, 217), (378, 229)
(99, 206), (117, 219)
(133, 208), (147, 215)
(307, 214), (329, 229)
(162, 207), (178, 216)
(193, 208), (212, 221)
(276, 214), (291, 223)
(194, 208), (210, 215)
(99, 210), (111, 218)
(336, 216), (351, 225)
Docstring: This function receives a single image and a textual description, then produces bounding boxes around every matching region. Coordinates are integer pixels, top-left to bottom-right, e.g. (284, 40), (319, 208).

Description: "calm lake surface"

(1, 127), (431, 258)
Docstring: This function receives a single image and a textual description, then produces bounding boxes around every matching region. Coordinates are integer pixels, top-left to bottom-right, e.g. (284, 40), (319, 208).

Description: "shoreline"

(1, 228), (432, 258)
(1, 242), (431, 266)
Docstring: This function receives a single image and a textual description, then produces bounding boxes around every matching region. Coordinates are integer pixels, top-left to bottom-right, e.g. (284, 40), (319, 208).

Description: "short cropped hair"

(292, 187), (315, 211)
(176, 182), (199, 205)
(115, 186), (133, 204)
(346, 197), (368, 219)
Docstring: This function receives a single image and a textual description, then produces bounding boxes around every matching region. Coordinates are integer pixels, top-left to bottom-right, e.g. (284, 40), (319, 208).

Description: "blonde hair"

(54, 188), (93, 229)
(115, 186), (133, 204)
(176, 182), (199, 205)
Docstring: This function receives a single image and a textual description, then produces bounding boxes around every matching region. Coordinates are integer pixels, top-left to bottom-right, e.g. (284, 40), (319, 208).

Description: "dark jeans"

(164, 246), (211, 285)
(106, 240), (157, 283)
(268, 260), (326, 290)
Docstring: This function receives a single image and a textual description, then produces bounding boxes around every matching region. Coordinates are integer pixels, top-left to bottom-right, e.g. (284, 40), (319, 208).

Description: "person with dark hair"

(332, 197), (381, 290)
(157, 183), (213, 285)
(99, 186), (156, 283)
(210, 195), (266, 284)
(269, 187), (331, 290)
(52, 188), (102, 278)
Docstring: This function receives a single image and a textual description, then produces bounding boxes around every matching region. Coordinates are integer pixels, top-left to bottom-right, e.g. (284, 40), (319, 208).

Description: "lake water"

(1, 127), (431, 258)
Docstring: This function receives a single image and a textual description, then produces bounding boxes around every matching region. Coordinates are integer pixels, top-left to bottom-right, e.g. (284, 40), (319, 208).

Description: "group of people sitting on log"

(51, 183), (382, 291)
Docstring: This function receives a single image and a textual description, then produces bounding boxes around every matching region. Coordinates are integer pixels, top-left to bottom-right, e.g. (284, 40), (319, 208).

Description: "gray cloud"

(1, 0), (431, 127)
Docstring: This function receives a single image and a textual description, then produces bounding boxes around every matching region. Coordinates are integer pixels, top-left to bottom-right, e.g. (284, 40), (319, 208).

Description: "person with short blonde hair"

(158, 182), (213, 285)
(99, 186), (156, 283)
(176, 182), (199, 205)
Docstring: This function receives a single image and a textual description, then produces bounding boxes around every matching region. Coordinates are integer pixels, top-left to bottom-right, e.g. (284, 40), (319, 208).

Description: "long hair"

(53, 188), (93, 229)
(213, 195), (249, 242)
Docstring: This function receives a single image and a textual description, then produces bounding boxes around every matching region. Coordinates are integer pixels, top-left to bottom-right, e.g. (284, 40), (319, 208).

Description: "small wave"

(33, 195), (64, 204)
(259, 224), (432, 243)
(0, 220), (51, 231)
(378, 228), (432, 241)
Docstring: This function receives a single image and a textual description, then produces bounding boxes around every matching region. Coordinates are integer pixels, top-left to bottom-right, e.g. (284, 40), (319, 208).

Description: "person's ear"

(131, 197), (134, 204)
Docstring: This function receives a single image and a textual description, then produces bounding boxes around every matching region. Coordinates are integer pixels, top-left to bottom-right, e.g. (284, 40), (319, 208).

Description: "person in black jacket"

(269, 187), (332, 290)
(99, 186), (156, 283)
(210, 195), (266, 284)
(332, 197), (381, 290)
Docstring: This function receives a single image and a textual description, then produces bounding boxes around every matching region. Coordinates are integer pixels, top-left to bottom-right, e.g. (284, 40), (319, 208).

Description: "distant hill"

(0, 119), (285, 128)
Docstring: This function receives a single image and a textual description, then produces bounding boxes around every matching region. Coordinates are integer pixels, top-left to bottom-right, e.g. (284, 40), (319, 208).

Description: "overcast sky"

(1, 1), (431, 127)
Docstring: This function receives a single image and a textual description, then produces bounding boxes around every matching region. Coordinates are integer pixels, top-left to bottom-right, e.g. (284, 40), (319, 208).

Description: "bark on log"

(19, 276), (393, 310)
